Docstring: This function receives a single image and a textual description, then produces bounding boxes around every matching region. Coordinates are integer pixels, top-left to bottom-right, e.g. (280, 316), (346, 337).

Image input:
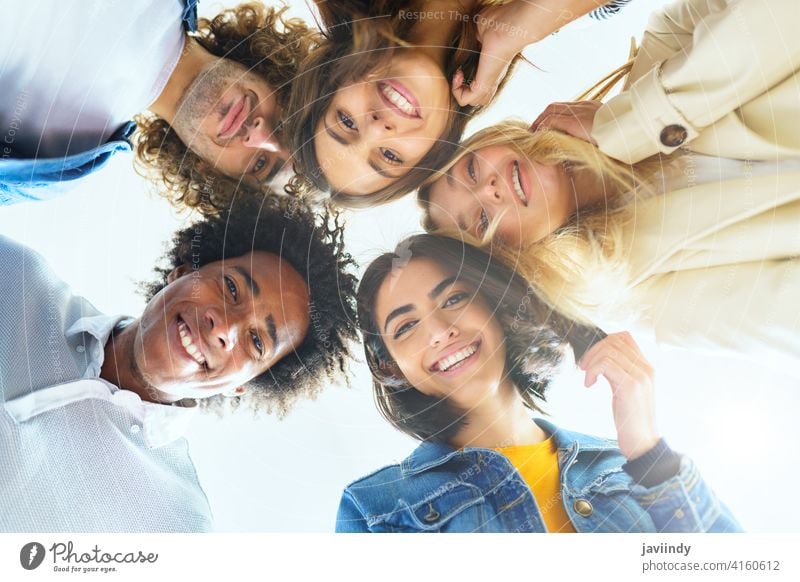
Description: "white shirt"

(0, 0), (185, 158)
(0, 236), (212, 532)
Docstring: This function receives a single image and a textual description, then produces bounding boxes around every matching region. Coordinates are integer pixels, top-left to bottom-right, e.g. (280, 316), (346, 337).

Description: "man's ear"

(167, 264), (191, 284)
(225, 386), (247, 398)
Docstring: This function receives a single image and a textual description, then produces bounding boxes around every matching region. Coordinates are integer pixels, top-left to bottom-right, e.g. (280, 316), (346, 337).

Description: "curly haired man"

(0, 1), (314, 214)
(0, 193), (358, 532)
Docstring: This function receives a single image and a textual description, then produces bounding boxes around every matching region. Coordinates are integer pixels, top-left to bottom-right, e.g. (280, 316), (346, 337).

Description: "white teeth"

(512, 162), (527, 204)
(437, 343), (478, 372)
(178, 321), (206, 366)
(381, 84), (415, 115)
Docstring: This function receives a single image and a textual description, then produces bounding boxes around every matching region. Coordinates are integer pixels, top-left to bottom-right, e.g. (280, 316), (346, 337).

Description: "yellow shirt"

(494, 438), (576, 533)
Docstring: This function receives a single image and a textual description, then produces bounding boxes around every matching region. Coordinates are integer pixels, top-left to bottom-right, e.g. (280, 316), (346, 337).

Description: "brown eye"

(338, 110), (356, 130)
(250, 331), (264, 356)
(381, 148), (402, 164)
(252, 156), (267, 174)
(224, 276), (238, 300)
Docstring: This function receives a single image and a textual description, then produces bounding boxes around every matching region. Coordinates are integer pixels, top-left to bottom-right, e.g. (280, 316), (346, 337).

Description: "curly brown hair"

(134, 3), (318, 215)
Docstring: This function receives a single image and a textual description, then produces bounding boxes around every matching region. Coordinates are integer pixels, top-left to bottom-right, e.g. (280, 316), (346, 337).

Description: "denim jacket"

(0, 0), (198, 206)
(336, 419), (741, 533)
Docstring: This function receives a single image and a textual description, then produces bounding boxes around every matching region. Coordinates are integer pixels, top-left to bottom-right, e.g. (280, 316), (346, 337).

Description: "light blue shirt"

(0, 0), (198, 205)
(0, 235), (213, 532)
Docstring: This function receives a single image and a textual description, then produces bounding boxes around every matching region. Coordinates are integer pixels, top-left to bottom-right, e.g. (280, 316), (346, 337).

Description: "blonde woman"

(419, 0), (800, 368)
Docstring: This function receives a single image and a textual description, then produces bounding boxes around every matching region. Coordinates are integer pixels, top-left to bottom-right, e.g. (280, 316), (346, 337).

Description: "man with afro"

(0, 192), (358, 532)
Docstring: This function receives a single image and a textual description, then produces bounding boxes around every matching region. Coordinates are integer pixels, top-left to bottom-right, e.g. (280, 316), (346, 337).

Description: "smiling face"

(171, 59), (289, 188)
(373, 258), (507, 410)
(427, 144), (575, 246)
(314, 49), (451, 196)
(132, 251), (310, 401)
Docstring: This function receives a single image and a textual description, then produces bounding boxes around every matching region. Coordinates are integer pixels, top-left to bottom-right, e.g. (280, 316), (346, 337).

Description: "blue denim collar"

(401, 417), (619, 476)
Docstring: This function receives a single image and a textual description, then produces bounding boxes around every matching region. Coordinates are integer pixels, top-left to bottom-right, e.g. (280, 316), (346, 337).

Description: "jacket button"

(660, 124), (687, 147)
(573, 499), (593, 517)
(424, 503), (440, 523)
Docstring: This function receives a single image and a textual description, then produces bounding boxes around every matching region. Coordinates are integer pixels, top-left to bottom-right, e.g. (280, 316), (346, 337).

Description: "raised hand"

(577, 332), (660, 461)
(530, 100), (602, 144)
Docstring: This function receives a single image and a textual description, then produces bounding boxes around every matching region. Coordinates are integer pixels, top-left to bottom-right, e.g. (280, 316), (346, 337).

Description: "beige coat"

(591, 0), (800, 366)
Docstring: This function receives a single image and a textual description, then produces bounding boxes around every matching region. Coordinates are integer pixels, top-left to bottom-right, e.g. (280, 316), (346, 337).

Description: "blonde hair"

(418, 119), (663, 324)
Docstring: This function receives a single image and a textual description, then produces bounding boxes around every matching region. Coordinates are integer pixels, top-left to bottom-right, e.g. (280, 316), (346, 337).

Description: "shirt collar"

(7, 314), (199, 448)
(401, 418), (619, 476)
(65, 312), (133, 346)
(65, 313), (134, 378)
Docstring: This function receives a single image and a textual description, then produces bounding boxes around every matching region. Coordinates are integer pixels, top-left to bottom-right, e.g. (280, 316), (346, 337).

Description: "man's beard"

(172, 59), (244, 149)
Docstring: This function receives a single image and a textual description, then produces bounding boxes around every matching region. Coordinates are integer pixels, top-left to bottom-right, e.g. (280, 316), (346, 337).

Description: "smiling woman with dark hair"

(337, 234), (741, 533)
(286, 0), (624, 208)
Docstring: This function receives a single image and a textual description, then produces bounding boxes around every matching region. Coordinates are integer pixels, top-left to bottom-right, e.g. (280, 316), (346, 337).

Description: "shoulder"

(0, 235), (56, 285)
(343, 460), (405, 491)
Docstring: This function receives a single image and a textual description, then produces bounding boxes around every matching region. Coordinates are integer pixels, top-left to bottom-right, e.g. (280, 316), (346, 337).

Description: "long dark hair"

(356, 234), (604, 443)
(285, 1), (518, 207)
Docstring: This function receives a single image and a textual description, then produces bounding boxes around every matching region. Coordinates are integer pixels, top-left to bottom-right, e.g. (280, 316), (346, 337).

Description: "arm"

(591, 0), (800, 163)
(639, 258), (800, 366)
(578, 332), (743, 532)
(628, 454), (743, 532)
(335, 489), (371, 533)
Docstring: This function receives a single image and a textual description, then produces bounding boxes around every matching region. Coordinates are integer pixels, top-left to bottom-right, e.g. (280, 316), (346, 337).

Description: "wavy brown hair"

(134, 3), (318, 215)
(285, 0), (519, 208)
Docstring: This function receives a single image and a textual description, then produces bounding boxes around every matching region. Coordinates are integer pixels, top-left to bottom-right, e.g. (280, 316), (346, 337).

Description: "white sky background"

(1, 0), (798, 532)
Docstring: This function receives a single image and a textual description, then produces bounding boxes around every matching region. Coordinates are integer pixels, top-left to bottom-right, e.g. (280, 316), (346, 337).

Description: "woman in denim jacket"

(336, 234), (740, 533)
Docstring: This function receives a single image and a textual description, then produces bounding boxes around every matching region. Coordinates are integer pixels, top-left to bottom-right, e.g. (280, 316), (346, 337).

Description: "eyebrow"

(429, 276), (457, 300)
(324, 119), (350, 146)
(445, 166), (455, 188)
(369, 157), (406, 180)
(383, 304), (413, 334)
(382, 275), (458, 333)
(265, 314), (278, 356)
(323, 118), (404, 182)
(234, 266), (260, 297)
(263, 156), (285, 184)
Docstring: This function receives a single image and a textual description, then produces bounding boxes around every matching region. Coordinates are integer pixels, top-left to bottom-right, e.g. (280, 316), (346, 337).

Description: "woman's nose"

(477, 173), (502, 204)
(428, 317), (459, 347)
(367, 110), (396, 134)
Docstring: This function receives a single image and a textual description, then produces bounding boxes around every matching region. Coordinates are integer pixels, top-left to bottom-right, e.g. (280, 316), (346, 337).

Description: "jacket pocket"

(373, 481), (486, 532)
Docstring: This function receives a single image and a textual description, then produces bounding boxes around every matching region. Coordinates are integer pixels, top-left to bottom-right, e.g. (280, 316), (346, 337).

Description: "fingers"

(578, 332), (654, 389)
(451, 46), (511, 107)
(529, 101), (601, 144)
